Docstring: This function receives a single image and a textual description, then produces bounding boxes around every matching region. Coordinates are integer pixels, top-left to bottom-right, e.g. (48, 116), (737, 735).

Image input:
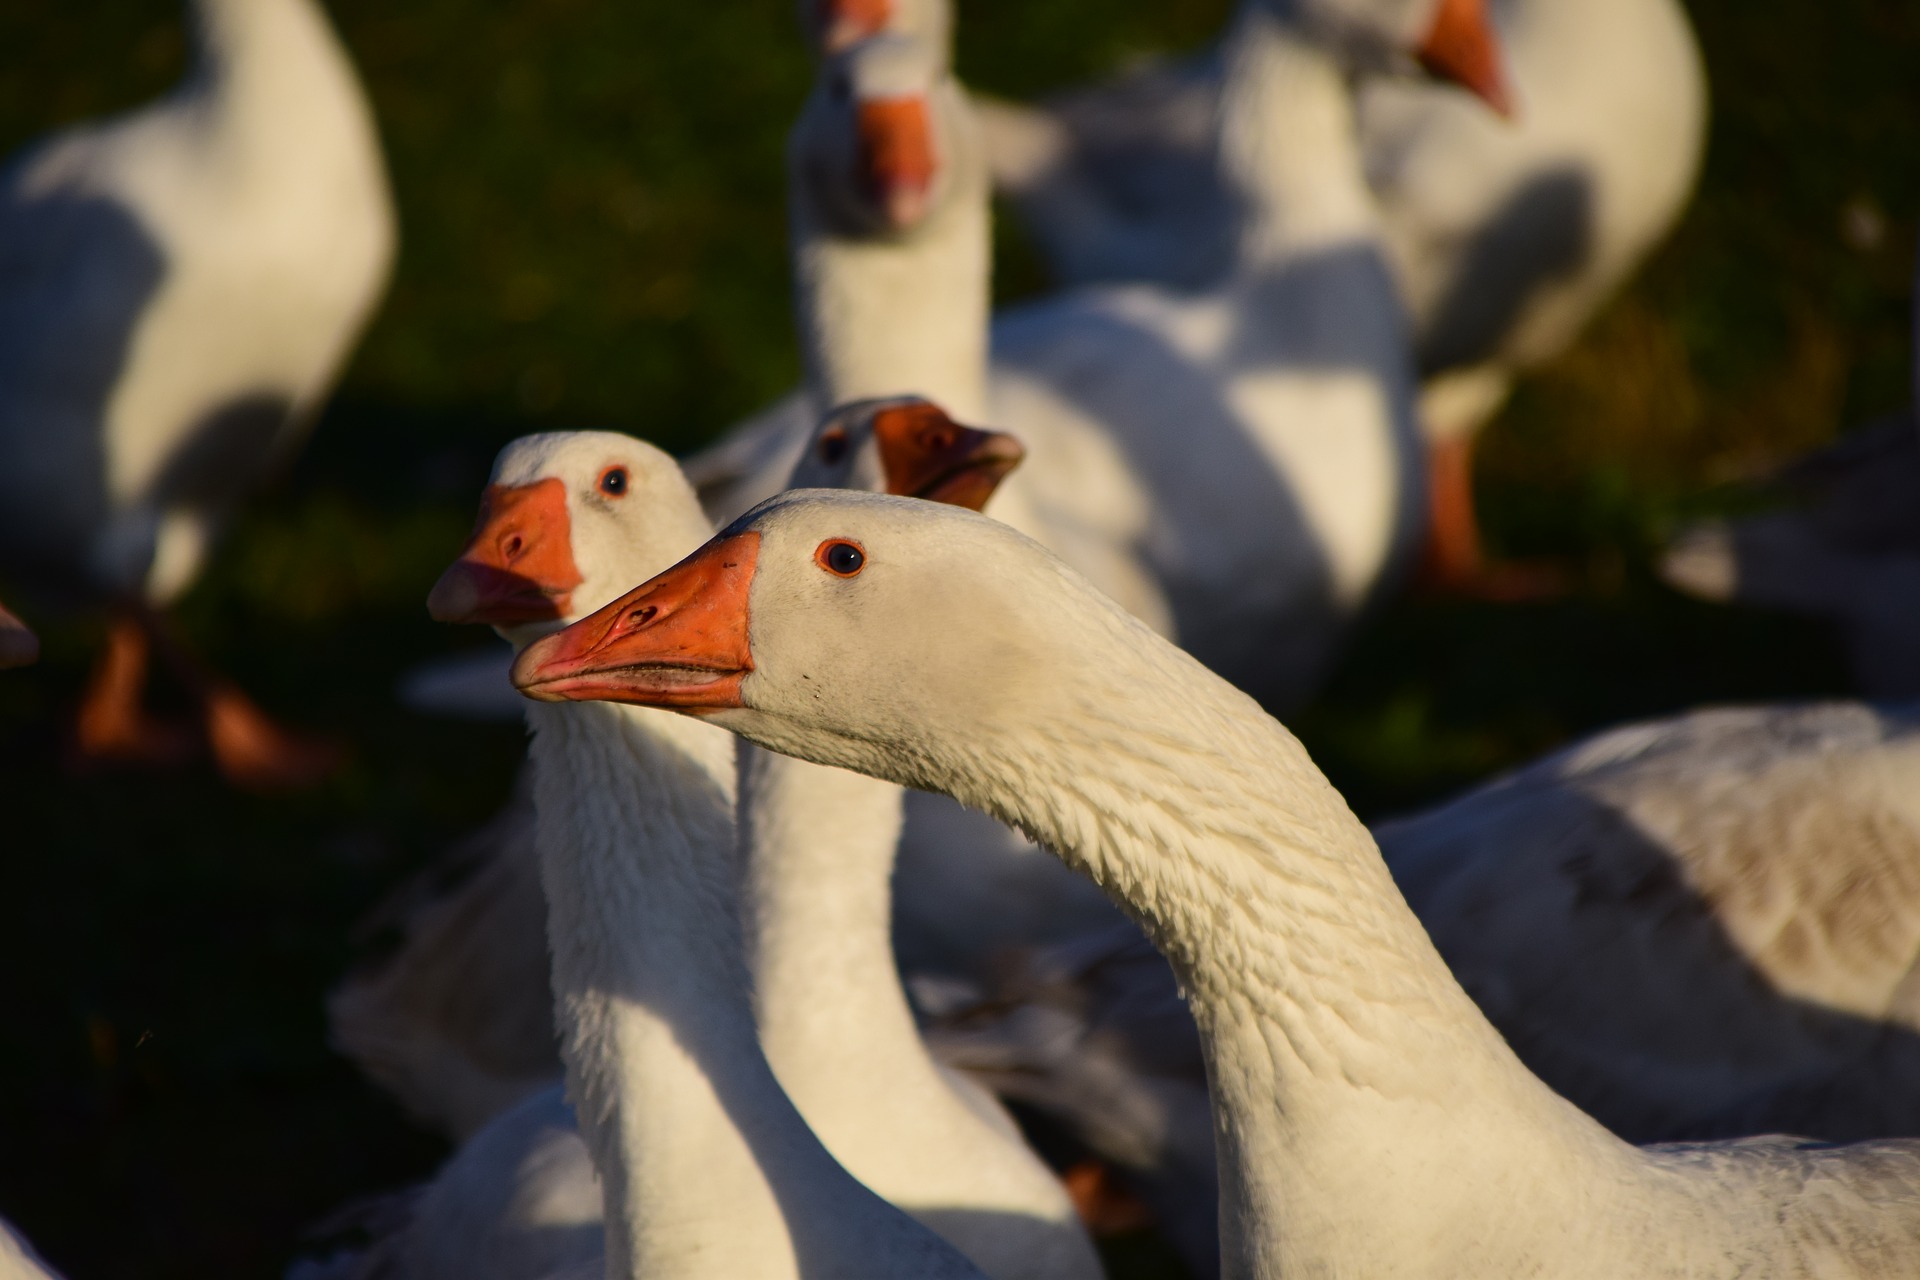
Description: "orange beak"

(817, 0), (891, 53)
(857, 97), (938, 229)
(0, 598), (37, 669)
(1416, 0), (1513, 118)
(427, 478), (584, 625)
(872, 401), (1026, 512)
(512, 532), (760, 711)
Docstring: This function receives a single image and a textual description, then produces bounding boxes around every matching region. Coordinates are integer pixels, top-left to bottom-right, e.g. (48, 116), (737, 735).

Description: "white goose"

(696, 0), (1441, 717)
(522, 489), (1920, 1280)
(0, 0), (396, 787)
(351, 433), (986, 1280)
(979, 0), (1707, 590)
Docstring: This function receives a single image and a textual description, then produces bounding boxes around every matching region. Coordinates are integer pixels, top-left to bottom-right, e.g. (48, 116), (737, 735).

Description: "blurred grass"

(0, 0), (1913, 1275)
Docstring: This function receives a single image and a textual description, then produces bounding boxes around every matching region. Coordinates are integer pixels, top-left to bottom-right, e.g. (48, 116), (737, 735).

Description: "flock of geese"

(4, 0), (1920, 1277)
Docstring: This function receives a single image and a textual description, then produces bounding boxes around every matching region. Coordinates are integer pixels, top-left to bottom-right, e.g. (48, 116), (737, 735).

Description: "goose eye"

(599, 466), (629, 497)
(815, 538), (865, 577)
(817, 427), (850, 466)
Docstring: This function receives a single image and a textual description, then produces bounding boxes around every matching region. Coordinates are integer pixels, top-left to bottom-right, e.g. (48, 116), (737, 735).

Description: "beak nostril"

(625, 605), (658, 630)
(502, 534), (524, 561)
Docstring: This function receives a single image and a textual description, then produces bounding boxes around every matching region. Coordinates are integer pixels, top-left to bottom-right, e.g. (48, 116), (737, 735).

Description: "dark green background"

(0, 1), (1914, 1275)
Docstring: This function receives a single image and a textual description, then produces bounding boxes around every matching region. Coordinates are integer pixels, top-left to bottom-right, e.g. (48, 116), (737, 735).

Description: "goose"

(342, 433), (986, 1280)
(330, 410), (1089, 1280)
(1662, 415), (1920, 700)
(928, 696), (1920, 1271)
(328, 399), (1037, 1142)
(520, 488), (1920, 1279)
(694, 0), (1447, 718)
(0, 598), (37, 669)
(0, 1219), (61, 1280)
(978, 0), (1707, 592)
(0, 0), (396, 787)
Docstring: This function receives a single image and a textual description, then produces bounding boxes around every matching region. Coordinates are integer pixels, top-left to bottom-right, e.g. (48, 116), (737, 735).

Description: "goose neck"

(911, 598), (1640, 1273)
(787, 82), (990, 420)
(1217, 4), (1378, 261)
(740, 747), (928, 1093)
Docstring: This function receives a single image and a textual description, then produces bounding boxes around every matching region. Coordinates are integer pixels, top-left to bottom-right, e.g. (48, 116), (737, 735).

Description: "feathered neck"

(1217, 4), (1381, 262)
(525, 700), (979, 1278)
(786, 80), (991, 422)
(888, 581), (1643, 1276)
(185, 0), (355, 102)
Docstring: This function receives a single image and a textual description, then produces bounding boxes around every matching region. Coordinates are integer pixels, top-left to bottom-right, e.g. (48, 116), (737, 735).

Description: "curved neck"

(526, 702), (977, 1279)
(1217, 5), (1379, 261)
(788, 82), (990, 421)
(912, 603), (1639, 1276)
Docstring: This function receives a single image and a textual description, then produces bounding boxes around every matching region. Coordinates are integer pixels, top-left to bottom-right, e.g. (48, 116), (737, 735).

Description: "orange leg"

(199, 678), (344, 792)
(138, 617), (343, 792)
(73, 614), (197, 767)
(1061, 1158), (1157, 1236)
(1418, 434), (1565, 601)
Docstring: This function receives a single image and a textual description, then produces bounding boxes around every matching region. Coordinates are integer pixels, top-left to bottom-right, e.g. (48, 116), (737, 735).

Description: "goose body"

(523, 489), (1920, 1279)
(0, 0), (395, 782)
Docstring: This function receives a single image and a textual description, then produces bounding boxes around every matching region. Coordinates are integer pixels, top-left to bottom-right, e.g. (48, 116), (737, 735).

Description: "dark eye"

(599, 466), (628, 497)
(816, 427), (850, 466)
(815, 538), (865, 576)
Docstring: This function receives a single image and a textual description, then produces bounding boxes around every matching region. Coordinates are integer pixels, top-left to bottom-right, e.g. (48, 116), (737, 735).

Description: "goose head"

(511, 492), (1107, 793)
(1282, 0), (1511, 115)
(790, 397), (1024, 511)
(426, 432), (714, 649)
(792, 31), (968, 235)
(0, 598), (37, 669)
(800, 0), (950, 58)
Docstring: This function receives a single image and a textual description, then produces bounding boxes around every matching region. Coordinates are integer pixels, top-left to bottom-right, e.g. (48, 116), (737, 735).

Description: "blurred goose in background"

(331, 408), (1097, 1280)
(980, 0), (1707, 595)
(0, 598), (37, 669)
(929, 697), (1920, 1270)
(0, 0), (396, 788)
(523, 490), (1920, 1280)
(692, 0), (1496, 718)
(328, 433), (987, 1280)
(1661, 413), (1920, 700)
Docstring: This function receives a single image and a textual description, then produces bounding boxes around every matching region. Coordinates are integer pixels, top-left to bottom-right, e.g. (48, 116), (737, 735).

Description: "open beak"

(427, 478), (584, 625)
(0, 599), (37, 669)
(872, 401), (1026, 512)
(818, 0), (891, 53)
(512, 532), (759, 711)
(1416, 0), (1514, 118)
(858, 97), (938, 229)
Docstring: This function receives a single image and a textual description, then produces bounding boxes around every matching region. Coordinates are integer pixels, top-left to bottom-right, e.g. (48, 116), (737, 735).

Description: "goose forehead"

(839, 35), (941, 96)
(491, 431), (675, 489)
